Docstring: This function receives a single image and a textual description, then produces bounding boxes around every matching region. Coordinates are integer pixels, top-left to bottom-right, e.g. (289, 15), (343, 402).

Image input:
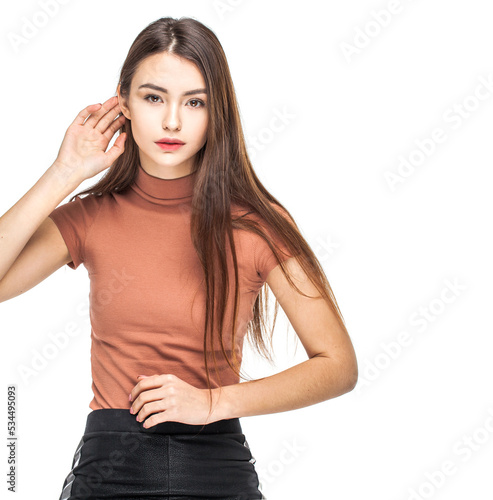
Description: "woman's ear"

(116, 84), (131, 120)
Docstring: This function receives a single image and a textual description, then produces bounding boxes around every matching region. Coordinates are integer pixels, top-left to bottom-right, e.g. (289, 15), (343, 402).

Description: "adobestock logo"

(246, 106), (296, 162)
(17, 297), (89, 385)
(407, 404), (493, 500)
(65, 427), (158, 499)
(355, 277), (467, 395)
(256, 437), (307, 488)
(213, 0), (245, 20)
(8, 0), (72, 54)
(91, 267), (136, 312)
(16, 264), (135, 386)
(339, 0), (419, 64)
(383, 72), (493, 192)
(313, 232), (340, 265)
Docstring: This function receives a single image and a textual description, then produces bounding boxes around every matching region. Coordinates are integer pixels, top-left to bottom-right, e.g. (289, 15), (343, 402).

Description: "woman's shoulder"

(231, 201), (292, 226)
(48, 191), (110, 230)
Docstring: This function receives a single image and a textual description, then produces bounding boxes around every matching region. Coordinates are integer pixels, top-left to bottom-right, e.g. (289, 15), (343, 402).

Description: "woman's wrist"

(48, 161), (83, 193)
(209, 387), (237, 422)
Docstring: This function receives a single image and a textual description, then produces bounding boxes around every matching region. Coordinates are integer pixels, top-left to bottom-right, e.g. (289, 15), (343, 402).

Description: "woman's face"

(117, 52), (209, 178)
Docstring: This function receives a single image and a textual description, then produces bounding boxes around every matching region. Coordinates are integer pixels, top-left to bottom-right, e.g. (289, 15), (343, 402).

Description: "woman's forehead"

(132, 53), (205, 91)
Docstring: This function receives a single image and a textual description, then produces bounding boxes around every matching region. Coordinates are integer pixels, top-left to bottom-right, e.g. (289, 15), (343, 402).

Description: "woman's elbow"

(340, 354), (359, 393)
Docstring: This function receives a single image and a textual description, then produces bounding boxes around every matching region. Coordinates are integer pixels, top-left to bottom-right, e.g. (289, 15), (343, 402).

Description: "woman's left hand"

(129, 374), (220, 428)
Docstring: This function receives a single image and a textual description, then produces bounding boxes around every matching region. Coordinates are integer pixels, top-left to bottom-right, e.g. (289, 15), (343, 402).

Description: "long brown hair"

(71, 16), (349, 419)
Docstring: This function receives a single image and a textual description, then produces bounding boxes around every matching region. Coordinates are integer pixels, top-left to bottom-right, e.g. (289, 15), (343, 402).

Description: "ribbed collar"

(130, 164), (197, 204)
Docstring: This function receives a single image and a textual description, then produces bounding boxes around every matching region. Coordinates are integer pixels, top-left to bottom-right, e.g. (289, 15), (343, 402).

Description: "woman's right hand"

(54, 95), (127, 183)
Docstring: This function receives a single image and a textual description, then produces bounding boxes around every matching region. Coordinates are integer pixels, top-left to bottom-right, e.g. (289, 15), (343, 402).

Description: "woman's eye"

(144, 94), (161, 103)
(143, 95), (205, 107)
(188, 99), (205, 108)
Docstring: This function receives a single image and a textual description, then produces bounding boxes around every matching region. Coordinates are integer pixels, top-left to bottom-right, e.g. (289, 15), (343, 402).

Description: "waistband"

(85, 409), (242, 436)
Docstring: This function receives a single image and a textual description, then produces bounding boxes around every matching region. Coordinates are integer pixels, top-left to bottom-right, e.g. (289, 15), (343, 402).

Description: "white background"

(1, 1), (492, 499)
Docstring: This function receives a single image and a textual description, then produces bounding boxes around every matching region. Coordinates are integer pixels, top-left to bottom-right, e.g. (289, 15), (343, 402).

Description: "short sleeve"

(48, 194), (101, 270)
(252, 205), (297, 282)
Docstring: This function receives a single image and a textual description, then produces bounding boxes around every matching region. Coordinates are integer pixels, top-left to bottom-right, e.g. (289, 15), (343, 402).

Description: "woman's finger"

(99, 109), (125, 139)
(131, 385), (166, 413)
(83, 96), (118, 129)
(135, 400), (164, 425)
(102, 114), (126, 141)
(71, 103), (102, 127)
(102, 132), (126, 167)
(95, 100), (123, 134)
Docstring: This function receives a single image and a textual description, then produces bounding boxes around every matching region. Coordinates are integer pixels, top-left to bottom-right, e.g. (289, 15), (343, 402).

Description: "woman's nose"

(162, 102), (181, 130)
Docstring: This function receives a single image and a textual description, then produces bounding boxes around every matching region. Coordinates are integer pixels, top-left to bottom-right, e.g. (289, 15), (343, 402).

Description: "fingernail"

(129, 393), (132, 401)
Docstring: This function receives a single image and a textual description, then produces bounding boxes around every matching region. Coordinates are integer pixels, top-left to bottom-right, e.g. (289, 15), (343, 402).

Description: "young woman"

(0, 16), (358, 500)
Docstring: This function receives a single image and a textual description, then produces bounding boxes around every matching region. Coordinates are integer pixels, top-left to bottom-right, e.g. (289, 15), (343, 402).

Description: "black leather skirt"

(58, 409), (266, 499)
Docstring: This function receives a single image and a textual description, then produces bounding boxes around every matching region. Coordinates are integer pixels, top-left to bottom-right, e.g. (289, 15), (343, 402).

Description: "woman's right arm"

(0, 96), (126, 303)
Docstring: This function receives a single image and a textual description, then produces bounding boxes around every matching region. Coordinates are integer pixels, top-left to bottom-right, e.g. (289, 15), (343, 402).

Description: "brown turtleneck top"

(48, 164), (293, 410)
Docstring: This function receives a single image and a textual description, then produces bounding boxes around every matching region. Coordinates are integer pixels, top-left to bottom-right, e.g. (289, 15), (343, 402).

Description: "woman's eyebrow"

(138, 83), (207, 96)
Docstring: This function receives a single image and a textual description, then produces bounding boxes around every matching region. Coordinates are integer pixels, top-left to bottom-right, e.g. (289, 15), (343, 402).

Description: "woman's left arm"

(129, 257), (358, 427)
(212, 256), (358, 420)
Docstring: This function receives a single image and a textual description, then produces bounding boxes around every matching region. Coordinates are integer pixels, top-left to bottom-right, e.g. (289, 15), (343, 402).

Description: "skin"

(123, 53), (359, 428)
(117, 51), (208, 180)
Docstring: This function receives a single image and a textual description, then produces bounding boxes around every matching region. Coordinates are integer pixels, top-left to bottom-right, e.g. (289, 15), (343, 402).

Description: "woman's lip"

(155, 142), (184, 151)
